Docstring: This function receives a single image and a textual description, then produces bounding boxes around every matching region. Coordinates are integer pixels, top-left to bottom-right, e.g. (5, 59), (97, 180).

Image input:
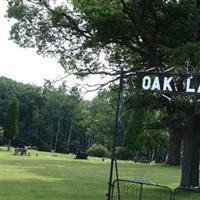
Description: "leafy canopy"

(6, 0), (200, 81)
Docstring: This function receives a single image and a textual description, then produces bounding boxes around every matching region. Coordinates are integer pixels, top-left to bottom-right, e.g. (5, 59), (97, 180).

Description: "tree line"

(0, 77), (89, 153)
(0, 76), (170, 158)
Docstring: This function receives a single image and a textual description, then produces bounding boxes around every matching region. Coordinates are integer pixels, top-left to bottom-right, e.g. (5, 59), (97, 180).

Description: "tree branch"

(78, 76), (120, 93)
(120, 0), (137, 26)
(41, 0), (91, 39)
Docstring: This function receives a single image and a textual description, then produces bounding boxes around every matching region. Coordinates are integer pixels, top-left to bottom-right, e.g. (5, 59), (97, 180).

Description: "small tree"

(4, 97), (19, 151)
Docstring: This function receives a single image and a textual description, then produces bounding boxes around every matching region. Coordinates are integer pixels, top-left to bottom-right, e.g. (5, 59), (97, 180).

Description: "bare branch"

(73, 69), (120, 77)
(49, 74), (72, 84)
(79, 76), (120, 93)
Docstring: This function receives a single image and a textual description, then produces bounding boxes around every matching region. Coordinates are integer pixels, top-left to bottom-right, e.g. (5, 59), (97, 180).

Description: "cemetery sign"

(142, 76), (200, 94)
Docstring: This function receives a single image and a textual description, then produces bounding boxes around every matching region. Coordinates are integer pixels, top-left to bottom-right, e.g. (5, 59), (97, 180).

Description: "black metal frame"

(110, 180), (200, 200)
(111, 179), (173, 200)
(107, 68), (124, 200)
(106, 61), (200, 200)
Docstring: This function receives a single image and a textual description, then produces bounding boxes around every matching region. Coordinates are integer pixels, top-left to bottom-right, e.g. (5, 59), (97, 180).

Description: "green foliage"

(0, 77), (90, 153)
(138, 130), (169, 152)
(121, 92), (169, 155)
(4, 97), (19, 141)
(6, 0), (200, 74)
(0, 77), (171, 157)
(87, 144), (109, 158)
(7, 1), (27, 20)
(86, 89), (116, 148)
(115, 146), (134, 160)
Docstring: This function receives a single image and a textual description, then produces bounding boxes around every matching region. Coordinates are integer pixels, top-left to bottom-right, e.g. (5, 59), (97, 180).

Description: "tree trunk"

(165, 101), (182, 165)
(50, 120), (54, 150)
(151, 150), (156, 161)
(50, 134), (53, 150)
(64, 120), (70, 142)
(7, 139), (11, 151)
(54, 119), (60, 152)
(81, 134), (86, 152)
(66, 119), (73, 152)
(166, 129), (182, 165)
(180, 115), (200, 188)
(35, 127), (39, 145)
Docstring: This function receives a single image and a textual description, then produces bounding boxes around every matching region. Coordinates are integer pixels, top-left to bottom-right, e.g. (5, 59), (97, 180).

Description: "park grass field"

(0, 149), (183, 200)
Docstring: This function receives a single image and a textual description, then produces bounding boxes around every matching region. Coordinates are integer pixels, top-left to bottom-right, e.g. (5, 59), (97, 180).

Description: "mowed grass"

(0, 149), (182, 200)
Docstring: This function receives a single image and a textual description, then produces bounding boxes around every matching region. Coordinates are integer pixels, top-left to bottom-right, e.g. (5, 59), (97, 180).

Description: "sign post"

(107, 60), (200, 200)
(107, 68), (124, 200)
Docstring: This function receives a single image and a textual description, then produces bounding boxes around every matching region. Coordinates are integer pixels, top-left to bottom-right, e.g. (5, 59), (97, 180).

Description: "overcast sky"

(0, 1), (100, 100)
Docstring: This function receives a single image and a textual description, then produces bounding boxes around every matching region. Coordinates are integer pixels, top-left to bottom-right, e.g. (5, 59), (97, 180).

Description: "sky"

(0, 1), (100, 100)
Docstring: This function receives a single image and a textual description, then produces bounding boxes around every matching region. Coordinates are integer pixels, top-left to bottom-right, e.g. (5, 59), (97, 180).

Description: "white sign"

(142, 76), (200, 93)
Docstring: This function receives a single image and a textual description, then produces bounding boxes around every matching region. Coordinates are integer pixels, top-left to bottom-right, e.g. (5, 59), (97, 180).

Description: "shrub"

(115, 146), (134, 160)
(87, 144), (109, 158)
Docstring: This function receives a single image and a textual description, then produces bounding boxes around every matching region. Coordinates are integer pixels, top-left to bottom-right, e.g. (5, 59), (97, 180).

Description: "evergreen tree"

(4, 97), (19, 151)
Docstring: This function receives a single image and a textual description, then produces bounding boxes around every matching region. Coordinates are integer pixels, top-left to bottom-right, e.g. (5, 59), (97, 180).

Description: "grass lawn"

(0, 149), (186, 200)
